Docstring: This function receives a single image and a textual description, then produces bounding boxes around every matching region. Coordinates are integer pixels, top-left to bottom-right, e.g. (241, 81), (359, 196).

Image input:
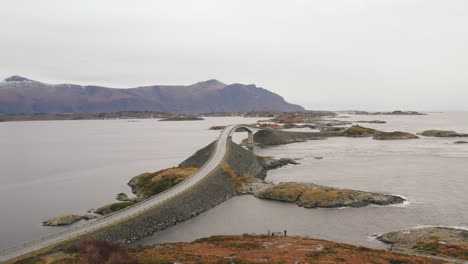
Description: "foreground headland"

(14, 235), (449, 264)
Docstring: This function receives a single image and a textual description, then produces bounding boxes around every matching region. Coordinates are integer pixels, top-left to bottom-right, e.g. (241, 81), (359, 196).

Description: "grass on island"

(418, 130), (460, 137)
(373, 131), (418, 140)
(94, 202), (135, 215)
(339, 125), (380, 137)
(131, 166), (199, 197)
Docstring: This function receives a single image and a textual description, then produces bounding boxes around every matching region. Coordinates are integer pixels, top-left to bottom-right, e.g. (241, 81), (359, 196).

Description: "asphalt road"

(0, 124), (248, 263)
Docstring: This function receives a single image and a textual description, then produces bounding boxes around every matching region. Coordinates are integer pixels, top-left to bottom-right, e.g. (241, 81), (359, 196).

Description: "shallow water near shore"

(1, 113), (467, 250)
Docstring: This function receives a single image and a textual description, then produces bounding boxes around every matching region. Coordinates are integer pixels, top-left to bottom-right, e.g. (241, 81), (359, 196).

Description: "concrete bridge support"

(247, 131), (254, 149)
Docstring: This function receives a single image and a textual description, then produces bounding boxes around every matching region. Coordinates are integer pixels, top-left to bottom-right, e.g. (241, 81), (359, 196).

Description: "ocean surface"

(1, 113), (467, 250)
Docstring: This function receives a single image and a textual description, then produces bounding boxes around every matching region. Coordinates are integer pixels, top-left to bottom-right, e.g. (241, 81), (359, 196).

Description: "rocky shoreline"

(378, 227), (468, 261)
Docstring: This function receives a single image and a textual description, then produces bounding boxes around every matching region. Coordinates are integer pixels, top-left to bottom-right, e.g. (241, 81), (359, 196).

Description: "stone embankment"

(86, 140), (267, 245)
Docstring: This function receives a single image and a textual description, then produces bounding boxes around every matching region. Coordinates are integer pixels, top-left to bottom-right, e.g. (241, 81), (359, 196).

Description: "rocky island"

(244, 129), (327, 146)
(338, 125), (381, 137)
(373, 131), (419, 140)
(254, 182), (404, 208)
(243, 125), (420, 147)
(418, 130), (468, 137)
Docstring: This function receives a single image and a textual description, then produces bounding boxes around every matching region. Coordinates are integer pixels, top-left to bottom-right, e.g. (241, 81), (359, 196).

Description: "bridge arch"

(228, 125), (263, 148)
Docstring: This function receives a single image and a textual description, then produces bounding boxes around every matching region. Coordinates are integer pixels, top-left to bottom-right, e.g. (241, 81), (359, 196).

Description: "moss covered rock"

(128, 166), (199, 198)
(94, 202), (134, 215)
(373, 131), (419, 140)
(42, 214), (82, 226)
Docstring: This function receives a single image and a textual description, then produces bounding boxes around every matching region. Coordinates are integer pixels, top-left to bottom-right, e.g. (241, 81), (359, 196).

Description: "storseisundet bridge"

(0, 124), (260, 263)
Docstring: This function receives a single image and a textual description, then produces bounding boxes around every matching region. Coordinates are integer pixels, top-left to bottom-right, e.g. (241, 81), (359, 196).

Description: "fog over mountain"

(0, 76), (304, 114)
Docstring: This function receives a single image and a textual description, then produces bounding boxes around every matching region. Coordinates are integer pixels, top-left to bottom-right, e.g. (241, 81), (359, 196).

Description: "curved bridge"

(0, 124), (261, 263)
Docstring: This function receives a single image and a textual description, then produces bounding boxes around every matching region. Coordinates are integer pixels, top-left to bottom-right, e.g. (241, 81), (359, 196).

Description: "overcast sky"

(1, 0), (467, 111)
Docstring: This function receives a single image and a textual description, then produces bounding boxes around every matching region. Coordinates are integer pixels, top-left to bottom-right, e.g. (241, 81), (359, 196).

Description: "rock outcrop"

(254, 182), (405, 208)
(378, 227), (468, 260)
(43, 214), (86, 226)
(418, 130), (468, 137)
(373, 131), (419, 140)
(339, 125), (381, 137)
(261, 157), (300, 170)
(454, 141), (468, 144)
(208, 125), (226, 130)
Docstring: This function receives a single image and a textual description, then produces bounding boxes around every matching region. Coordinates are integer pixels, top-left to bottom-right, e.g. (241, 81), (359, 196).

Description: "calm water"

(1, 113), (467, 250)
(0, 117), (256, 250)
(134, 112), (468, 249)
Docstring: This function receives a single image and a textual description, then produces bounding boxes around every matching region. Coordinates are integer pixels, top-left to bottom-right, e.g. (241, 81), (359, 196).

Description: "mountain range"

(0, 76), (304, 114)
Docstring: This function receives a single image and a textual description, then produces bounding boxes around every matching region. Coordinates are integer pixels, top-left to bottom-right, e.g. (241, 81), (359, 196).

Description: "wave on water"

(389, 194), (411, 208)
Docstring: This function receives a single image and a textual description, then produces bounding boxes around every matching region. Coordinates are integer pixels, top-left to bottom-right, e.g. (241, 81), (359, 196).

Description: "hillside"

(12, 235), (445, 264)
(0, 76), (305, 113)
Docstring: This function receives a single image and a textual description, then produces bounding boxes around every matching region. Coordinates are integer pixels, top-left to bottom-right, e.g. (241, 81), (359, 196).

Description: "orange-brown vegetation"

(220, 164), (256, 191)
(128, 235), (446, 264)
(129, 166), (199, 198)
(14, 236), (448, 264)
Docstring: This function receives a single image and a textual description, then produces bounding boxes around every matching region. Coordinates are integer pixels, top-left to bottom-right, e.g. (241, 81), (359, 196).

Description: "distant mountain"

(0, 76), (305, 114)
